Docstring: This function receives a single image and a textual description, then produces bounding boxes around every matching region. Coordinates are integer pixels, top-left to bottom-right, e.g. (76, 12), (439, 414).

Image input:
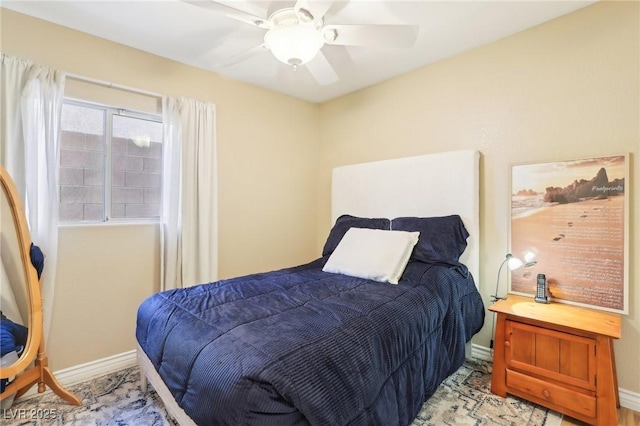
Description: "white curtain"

(0, 54), (65, 337)
(161, 96), (218, 290)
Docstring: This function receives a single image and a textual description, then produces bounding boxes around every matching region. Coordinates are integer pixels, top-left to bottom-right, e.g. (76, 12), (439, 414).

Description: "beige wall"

(318, 1), (639, 394)
(1, 8), (321, 370)
(1, 0), (639, 398)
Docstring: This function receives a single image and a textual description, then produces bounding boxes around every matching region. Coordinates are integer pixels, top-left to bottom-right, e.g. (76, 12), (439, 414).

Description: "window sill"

(58, 220), (160, 228)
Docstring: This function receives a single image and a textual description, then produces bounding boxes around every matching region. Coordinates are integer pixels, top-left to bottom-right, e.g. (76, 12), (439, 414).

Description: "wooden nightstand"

(489, 294), (621, 426)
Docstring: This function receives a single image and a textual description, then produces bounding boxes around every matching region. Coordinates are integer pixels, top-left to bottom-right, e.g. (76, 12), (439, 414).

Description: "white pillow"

(322, 227), (420, 284)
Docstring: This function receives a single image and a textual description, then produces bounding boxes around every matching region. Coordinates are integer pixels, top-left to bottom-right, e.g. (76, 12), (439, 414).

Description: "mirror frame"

(0, 166), (43, 378)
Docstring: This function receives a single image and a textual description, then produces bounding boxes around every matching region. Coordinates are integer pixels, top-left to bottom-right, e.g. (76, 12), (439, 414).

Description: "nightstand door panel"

(505, 320), (596, 391)
(560, 339), (590, 382)
(510, 324), (535, 364)
(536, 333), (560, 372)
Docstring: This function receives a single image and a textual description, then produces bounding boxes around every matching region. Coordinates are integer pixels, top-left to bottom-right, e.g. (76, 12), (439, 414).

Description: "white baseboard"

(19, 350), (137, 400)
(470, 343), (493, 361)
(470, 344), (640, 412)
(619, 388), (640, 412)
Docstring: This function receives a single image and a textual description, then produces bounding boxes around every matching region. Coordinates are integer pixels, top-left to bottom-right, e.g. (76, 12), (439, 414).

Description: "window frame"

(60, 98), (163, 224)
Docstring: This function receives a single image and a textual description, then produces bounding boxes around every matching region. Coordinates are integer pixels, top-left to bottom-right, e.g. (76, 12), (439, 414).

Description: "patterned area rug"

(411, 359), (562, 426)
(3, 359), (562, 425)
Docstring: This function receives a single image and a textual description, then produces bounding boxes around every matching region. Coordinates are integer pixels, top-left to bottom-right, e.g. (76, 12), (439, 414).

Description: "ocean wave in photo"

(511, 194), (555, 217)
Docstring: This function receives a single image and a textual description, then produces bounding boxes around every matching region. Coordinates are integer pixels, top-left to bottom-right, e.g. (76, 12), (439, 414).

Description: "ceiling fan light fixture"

(323, 28), (338, 43)
(296, 7), (314, 23)
(264, 24), (324, 66)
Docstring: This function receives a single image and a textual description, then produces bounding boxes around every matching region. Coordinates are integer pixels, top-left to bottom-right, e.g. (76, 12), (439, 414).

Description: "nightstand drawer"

(507, 369), (596, 418)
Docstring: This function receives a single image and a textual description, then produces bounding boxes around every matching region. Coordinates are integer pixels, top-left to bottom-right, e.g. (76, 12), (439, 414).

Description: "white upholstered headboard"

(331, 150), (480, 286)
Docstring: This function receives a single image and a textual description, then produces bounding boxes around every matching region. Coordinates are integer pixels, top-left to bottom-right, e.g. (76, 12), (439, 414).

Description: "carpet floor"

(2, 358), (562, 425)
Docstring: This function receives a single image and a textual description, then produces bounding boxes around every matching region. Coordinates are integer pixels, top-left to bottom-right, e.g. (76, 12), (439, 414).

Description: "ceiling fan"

(182, 0), (419, 85)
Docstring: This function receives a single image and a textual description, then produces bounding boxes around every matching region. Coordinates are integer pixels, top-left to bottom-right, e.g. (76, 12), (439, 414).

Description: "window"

(59, 100), (163, 222)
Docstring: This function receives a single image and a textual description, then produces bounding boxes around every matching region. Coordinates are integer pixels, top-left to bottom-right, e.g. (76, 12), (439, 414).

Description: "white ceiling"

(3, 0), (597, 103)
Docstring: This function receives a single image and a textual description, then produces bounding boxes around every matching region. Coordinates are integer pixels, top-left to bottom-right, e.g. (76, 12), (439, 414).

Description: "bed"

(136, 150), (485, 426)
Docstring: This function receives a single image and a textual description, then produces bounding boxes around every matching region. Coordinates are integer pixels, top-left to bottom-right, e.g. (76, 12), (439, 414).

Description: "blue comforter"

(136, 257), (484, 426)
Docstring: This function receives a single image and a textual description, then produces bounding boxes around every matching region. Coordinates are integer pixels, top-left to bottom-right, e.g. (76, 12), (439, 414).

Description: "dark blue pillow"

(322, 215), (390, 256)
(391, 215), (469, 262)
(30, 243), (44, 279)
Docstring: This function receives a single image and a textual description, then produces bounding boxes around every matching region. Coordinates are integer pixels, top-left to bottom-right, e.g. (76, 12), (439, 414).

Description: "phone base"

(534, 295), (550, 304)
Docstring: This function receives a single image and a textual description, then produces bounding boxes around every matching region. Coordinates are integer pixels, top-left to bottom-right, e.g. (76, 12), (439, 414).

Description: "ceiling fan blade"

(305, 51), (338, 86)
(213, 44), (268, 68)
(181, 0), (271, 29)
(294, 0), (333, 23)
(323, 24), (419, 48)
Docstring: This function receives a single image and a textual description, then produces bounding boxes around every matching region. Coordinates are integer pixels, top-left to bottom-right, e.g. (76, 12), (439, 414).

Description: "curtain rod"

(66, 73), (162, 100)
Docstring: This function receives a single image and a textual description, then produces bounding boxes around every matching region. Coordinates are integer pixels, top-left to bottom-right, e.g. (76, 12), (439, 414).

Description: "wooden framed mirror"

(0, 166), (81, 406)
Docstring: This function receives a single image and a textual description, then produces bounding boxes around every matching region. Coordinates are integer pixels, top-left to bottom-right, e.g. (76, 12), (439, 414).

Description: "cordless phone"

(535, 273), (549, 304)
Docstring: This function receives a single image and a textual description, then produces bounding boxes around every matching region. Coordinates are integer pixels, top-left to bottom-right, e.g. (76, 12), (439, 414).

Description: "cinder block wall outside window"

(111, 136), (162, 219)
(59, 130), (162, 221)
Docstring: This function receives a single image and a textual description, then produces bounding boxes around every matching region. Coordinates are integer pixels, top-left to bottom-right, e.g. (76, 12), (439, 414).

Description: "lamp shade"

(264, 25), (324, 66)
(507, 255), (524, 270)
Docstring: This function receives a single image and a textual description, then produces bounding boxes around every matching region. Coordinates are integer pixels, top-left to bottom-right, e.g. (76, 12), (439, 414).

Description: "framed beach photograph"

(509, 154), (629, 314)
